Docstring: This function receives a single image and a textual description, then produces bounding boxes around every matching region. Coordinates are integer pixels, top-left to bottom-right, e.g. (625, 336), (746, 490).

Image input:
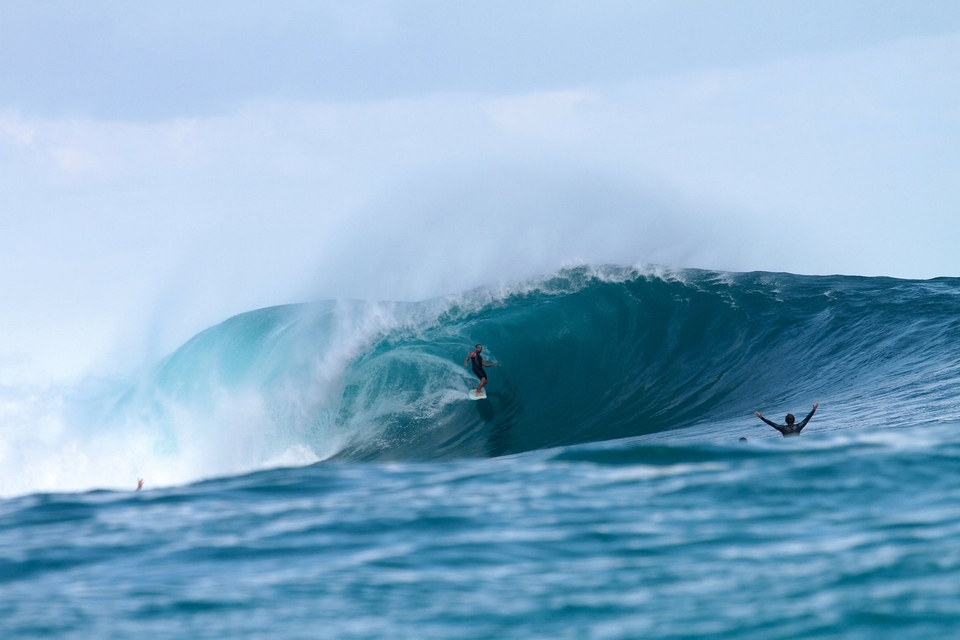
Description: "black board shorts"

(472, 367), (486, 381)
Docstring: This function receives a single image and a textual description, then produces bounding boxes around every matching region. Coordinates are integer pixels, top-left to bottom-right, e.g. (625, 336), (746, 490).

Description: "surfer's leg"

(473, 368), (485, 392)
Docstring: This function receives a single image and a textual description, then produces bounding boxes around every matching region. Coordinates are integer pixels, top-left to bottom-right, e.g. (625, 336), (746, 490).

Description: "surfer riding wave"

(463, 344), (497, 396)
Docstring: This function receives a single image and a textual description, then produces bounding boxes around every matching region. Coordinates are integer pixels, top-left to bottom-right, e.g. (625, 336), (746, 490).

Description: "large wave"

(4, 266), (960, 495)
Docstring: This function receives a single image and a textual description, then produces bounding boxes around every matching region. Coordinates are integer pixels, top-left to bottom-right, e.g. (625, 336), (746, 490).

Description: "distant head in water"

(739, 437), (747, 443)
(785, 413), (795, 425)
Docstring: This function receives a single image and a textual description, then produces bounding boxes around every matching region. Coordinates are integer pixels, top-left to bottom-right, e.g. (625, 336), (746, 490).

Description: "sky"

(2, 0), (960, 382)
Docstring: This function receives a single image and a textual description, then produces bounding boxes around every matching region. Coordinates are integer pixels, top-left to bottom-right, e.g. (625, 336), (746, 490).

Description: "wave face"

(106, 267), (960, 471)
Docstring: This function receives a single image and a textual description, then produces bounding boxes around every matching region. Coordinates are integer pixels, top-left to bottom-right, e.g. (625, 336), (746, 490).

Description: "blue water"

(4, 267), (960, 638)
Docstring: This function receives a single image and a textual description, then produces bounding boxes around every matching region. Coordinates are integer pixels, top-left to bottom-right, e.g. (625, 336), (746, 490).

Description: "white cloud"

(484, 90), (602, 141)
(0, 111), (38, 145)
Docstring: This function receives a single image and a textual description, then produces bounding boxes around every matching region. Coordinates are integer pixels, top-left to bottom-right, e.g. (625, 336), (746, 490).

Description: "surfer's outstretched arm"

(482, 359), (497, 367)
(797, 402), (819, 429)
(755, 411), (784, 432)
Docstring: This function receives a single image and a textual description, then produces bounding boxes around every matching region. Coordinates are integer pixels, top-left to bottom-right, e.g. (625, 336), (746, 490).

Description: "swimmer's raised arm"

(797, 402), (819, 429)
(755, 411), (781, 429)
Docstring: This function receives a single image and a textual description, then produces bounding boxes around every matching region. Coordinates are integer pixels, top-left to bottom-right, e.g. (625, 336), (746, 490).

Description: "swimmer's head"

(739, 437), (747, 443)
(785, 413), (795, 425)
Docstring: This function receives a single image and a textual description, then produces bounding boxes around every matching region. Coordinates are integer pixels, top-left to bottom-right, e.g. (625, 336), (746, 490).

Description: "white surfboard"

(468, 389), (487, 400)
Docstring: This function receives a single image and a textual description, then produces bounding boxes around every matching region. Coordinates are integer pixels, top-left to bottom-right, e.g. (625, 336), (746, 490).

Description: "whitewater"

(4, 265), (960, 638)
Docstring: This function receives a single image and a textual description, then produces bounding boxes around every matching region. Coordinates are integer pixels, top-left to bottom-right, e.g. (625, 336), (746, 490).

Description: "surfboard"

(468, 389), (487, 400)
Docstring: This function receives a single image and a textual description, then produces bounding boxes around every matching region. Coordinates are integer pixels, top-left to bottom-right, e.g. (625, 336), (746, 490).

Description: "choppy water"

(4, 267), (960, 637)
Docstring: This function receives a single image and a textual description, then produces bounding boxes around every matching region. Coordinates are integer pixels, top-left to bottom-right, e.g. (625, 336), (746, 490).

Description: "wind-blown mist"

(2, 29), (959, 382)
(309, 165), (733, 301)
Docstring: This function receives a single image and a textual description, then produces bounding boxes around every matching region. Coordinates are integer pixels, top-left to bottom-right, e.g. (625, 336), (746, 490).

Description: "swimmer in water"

(755, 402), (819, 437)
(463, 344), (497, 395)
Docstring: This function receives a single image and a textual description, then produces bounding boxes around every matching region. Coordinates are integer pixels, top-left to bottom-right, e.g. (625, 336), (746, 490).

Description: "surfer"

(463, 344), (497, 395)
(755, 402), (819, 437)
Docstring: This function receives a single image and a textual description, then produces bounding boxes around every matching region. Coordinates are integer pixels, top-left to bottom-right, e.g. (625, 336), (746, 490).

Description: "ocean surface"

(4, 266), (960, 638)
